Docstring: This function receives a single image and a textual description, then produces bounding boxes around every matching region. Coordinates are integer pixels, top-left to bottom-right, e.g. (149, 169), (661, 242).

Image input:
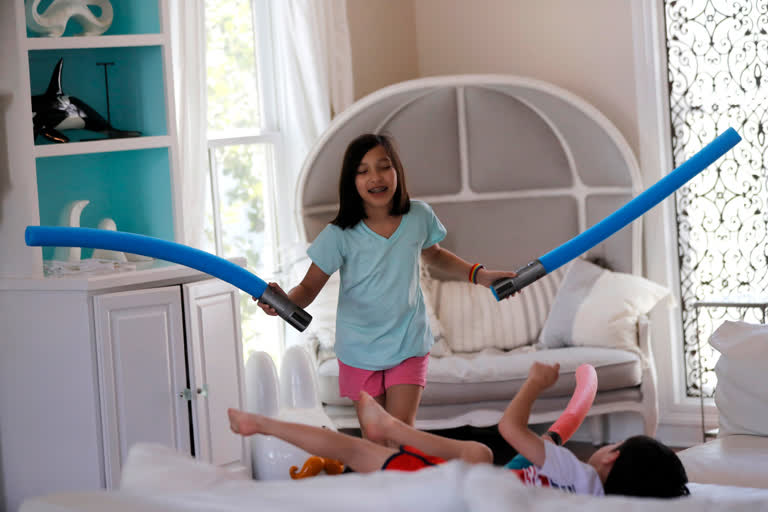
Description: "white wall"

(346, 0), (419, 100)
(411, 0), (640, 159)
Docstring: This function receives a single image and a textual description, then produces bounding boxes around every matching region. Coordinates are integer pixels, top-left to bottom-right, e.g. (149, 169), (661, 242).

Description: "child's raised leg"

(358, 392), (493, 465)
(228, 408), (396, 473)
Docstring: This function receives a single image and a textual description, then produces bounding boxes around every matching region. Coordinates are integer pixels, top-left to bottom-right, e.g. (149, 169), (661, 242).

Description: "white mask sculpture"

(25, 0), (114, 37)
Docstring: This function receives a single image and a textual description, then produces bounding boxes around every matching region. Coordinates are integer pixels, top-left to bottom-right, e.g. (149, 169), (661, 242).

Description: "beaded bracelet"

(469, 263), (485, 284)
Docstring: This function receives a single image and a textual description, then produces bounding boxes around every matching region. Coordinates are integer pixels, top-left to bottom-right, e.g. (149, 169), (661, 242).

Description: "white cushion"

(421, 272), (453, 357)
(710, 321), (768, 437)
(437, 266), (567, 353)
(538, 258), (670, 353)
(678, 435), (768, 488)
(302, 267), (340, 365)
(317, 347), (642, 406)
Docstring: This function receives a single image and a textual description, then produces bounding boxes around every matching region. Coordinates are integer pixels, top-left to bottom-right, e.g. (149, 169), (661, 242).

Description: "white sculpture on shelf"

(91, 218), (154, 262)
(91, 218), (127, 262)
(53, 199), (89, 262)
(25, 0), (114, 37)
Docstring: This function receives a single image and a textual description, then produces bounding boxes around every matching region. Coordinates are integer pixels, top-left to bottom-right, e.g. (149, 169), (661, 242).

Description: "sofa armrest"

(637, 314), (651, 360)
(636, 314), (659, 436)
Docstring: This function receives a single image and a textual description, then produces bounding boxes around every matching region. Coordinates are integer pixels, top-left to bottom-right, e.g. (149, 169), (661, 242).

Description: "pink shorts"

(338, 354), (430, 401)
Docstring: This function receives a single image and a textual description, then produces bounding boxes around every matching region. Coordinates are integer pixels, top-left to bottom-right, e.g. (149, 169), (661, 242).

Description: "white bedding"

(19, 444), (768, 512)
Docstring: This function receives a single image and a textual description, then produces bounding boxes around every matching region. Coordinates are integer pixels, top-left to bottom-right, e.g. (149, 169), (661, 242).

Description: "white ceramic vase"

(25, 0), (114, 37)
(53, 199), (89, 262)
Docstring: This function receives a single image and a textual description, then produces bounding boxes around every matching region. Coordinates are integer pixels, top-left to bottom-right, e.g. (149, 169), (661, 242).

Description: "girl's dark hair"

(331, 133), (410, 229)
(603, 435), (690, 498)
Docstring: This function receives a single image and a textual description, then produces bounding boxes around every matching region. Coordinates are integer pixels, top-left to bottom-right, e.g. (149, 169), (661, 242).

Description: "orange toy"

(289, 456), (345, 479)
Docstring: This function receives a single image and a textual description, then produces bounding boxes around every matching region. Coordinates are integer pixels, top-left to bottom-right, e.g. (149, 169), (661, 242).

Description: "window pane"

(664, 0), (768, 397)
(208, 143), (280, 362)
(205, 0), (262, 134)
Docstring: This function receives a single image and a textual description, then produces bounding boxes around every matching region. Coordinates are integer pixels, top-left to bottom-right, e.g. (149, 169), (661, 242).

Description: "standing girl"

(257, 133), (516, 428)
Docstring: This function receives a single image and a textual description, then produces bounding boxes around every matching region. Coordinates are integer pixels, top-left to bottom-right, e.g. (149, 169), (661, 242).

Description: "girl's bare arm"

(256, 263), (330, 314)
(421, 243), (516, 290)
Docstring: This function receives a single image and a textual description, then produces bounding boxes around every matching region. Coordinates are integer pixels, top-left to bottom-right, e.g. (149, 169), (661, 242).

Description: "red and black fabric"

(381, 445), (446, 471)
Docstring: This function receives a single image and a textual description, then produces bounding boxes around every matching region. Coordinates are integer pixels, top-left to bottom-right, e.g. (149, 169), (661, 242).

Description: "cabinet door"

(94, 286), (191, 488)
(183, 279), (250, 476)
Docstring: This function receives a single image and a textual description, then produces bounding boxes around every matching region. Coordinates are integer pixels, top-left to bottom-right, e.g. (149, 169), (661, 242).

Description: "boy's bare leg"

(228, 408), (395, 473)
(358, 392), (493, 464)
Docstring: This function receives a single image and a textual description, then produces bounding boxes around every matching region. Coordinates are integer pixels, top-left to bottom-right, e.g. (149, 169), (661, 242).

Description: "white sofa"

(293, 75), (667, 439)
(677, 321), (768, 488)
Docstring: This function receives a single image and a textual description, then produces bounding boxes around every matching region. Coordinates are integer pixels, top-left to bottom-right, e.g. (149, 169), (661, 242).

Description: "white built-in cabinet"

(0, 266), (251, 511)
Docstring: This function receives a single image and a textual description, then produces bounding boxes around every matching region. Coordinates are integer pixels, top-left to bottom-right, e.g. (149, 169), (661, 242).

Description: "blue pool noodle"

(25, 226), (313, 331)
(539, 127), (741, 272)
(491, 127), (742, 300)
(25, 226), (270, 297)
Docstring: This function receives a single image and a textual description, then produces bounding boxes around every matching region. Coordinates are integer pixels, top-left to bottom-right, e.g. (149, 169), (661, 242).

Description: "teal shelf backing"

(29, 46), (167, 145)
(36, 148), (175, 260)
(25, 0), (161, 38)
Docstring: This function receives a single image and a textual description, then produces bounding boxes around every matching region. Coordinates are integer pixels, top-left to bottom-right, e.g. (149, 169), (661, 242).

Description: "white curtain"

(170, 0), (353, 254)
(169, 0), (208, 249)
(269, 0), (354, 258)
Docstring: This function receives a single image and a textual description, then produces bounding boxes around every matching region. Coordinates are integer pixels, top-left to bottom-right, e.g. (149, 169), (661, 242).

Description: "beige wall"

(347, 0), (640, 158)
(346, 0), (419, 100)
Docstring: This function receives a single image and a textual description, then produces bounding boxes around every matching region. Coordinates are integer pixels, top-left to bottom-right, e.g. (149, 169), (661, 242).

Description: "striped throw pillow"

(437, 265), (569, 353)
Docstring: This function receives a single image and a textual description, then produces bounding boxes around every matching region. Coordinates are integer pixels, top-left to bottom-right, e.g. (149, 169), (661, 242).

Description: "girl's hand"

(527, 362), (560, 390)
(476, 269), (519, 297)
(253, 282), (286, 316)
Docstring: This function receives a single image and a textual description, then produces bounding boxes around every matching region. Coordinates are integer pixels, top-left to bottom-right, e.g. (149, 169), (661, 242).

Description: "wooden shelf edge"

(25, 34), (166, 51)
(34, 135), (172, 158)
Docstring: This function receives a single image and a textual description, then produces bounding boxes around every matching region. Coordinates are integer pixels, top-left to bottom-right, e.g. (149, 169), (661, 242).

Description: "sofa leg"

(588, 415), (607, 446)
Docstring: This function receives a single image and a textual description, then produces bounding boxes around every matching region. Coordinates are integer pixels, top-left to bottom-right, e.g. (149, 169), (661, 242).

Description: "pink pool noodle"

(547, 364), (598, 444)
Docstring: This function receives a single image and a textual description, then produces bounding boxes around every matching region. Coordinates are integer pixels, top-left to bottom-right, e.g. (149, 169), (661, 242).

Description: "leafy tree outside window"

(204, 0), (282, 365)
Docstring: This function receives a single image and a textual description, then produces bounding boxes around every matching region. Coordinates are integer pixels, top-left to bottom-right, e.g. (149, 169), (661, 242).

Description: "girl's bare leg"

(358, 392), (493, 464)
(384, 383), (422, 426)
(228, 408), (396, 473)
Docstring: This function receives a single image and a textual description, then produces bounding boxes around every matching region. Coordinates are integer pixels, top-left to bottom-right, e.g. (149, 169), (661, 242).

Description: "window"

(664, 0), (768, 397)
(204, 0), (282, 363)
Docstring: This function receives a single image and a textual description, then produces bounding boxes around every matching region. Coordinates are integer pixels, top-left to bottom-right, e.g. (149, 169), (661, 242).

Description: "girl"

(257, 133), (517, 429)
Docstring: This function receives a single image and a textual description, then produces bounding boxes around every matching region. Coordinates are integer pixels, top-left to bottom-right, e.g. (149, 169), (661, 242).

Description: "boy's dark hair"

(331, 133), (410, 229)
(603, 435), (690, 498)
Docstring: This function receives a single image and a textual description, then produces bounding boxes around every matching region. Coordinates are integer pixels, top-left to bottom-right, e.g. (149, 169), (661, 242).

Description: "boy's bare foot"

(358, 391), (395, 443)
(228, 408), (266, 436)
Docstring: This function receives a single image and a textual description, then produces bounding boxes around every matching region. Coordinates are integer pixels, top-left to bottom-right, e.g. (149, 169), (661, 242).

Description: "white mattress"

(20, 444), (768, 512)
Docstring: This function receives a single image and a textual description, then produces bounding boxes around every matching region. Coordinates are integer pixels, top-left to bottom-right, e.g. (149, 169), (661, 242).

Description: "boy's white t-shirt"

(512, 442), (604, 495)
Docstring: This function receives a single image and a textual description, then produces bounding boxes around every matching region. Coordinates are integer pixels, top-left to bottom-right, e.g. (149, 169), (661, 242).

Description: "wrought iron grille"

(664, 0), (768, 397)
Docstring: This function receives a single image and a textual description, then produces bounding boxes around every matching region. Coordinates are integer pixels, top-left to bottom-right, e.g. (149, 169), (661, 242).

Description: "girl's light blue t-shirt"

(307, 200), (447, 370)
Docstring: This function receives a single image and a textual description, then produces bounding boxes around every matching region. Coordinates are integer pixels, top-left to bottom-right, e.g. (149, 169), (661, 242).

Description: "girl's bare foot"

(228, 408), (266, 436)
(358, 391), (396, 443)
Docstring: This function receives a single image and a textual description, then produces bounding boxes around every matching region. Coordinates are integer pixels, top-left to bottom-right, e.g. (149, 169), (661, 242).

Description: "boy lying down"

(229, 362), (689, 498)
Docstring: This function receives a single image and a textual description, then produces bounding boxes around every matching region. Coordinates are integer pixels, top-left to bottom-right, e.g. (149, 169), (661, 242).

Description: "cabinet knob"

(197, 385), (208, 397)
(178, 388), (193, 401)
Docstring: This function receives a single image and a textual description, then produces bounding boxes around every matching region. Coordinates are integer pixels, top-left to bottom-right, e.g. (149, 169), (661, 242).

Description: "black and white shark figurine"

(32, 58), (141, 143)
